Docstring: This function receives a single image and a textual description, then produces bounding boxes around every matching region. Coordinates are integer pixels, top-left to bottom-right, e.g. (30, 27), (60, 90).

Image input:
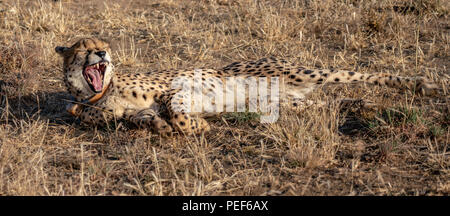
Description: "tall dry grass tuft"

(263, 102), (342, 169)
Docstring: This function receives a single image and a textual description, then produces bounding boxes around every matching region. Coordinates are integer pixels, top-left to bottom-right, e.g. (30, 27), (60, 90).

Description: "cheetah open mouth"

(83, 61), (108, 93)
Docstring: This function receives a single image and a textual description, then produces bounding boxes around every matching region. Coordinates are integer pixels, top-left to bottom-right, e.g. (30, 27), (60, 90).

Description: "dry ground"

(0, 0), (449, 195)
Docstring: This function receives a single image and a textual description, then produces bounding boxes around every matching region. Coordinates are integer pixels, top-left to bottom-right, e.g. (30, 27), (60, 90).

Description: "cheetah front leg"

(70, 102), (174, 135)
(77, 105), (115, 126)
(66, 98), (116, 126)
(125, 109), (173, 135)
(159, 90), (211, 135)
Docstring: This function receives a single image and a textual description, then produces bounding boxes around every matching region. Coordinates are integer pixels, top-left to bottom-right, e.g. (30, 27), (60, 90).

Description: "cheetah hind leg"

(159, 91), (211, 135)
(168, 112), (211, 135)
(338, 98), (381, 114)
(286, 97), (381, 114)
(127, 109), (173, 136)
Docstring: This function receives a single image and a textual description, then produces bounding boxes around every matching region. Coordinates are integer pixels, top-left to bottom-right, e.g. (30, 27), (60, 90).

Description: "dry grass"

(0, 0), (449, 195)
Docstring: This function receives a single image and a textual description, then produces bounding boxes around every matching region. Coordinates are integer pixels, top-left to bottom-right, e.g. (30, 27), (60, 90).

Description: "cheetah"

(55, 38), (440, 136)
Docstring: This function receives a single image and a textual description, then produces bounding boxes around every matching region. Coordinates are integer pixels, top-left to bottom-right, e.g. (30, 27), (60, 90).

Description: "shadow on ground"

(1, 79), (76, 125)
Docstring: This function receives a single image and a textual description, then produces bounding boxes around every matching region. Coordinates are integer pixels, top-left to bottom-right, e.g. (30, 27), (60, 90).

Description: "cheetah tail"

(323, 70), (440, 96)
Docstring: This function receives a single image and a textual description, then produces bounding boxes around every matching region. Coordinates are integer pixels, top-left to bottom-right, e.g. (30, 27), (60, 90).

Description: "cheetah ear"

(55, 46), (70, 56)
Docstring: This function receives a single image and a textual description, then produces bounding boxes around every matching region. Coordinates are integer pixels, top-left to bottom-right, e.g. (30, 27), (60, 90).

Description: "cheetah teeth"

(90, 61), (108, 68)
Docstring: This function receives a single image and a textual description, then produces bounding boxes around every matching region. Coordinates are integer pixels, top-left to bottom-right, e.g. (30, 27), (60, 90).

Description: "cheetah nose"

(95, 51), (106, 58)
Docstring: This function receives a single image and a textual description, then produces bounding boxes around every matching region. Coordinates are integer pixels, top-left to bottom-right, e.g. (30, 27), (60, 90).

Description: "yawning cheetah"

(55, 38), (440, 135)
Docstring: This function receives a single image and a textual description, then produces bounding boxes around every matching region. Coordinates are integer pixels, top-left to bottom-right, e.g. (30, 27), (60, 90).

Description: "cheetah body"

(55, 38), (439, 135)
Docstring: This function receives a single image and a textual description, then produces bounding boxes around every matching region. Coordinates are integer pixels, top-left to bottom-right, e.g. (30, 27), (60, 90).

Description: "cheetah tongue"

(85, 68), (103, 92)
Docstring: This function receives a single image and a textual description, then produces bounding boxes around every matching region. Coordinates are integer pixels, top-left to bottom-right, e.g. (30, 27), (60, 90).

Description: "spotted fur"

(55, 38), (439, 136)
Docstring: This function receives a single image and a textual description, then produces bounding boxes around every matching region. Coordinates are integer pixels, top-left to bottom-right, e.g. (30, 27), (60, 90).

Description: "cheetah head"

(55, 38), (114, 101)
